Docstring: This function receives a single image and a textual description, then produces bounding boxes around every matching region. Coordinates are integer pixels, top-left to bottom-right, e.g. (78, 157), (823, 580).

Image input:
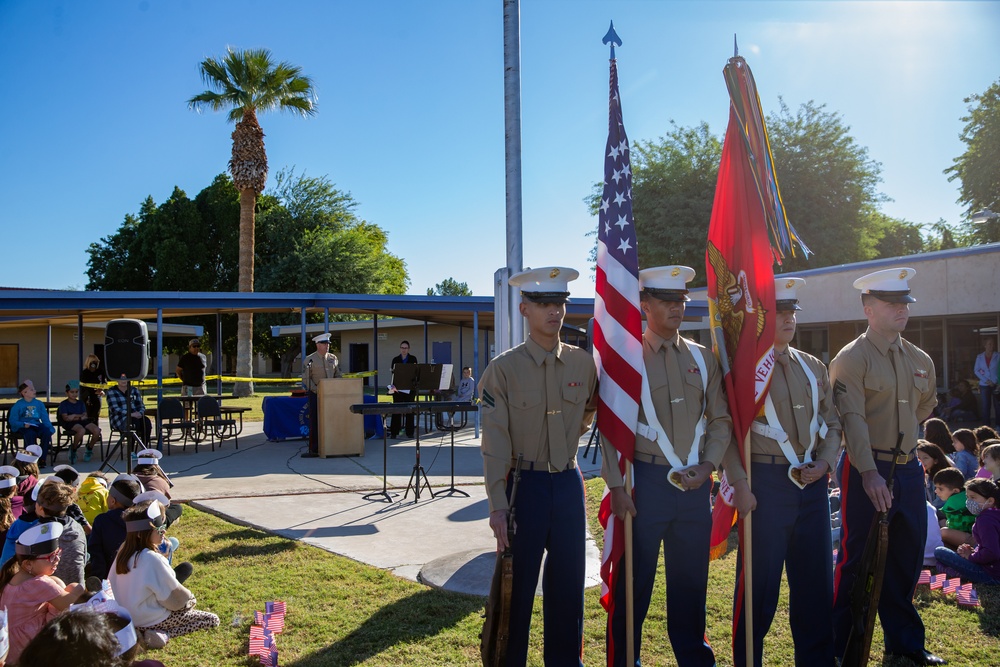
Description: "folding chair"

(158, 398), (197, 454)
(196, 397), (238, 451)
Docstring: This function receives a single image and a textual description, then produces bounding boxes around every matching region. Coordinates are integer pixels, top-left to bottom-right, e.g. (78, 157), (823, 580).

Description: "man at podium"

(301, 332), (342, 458)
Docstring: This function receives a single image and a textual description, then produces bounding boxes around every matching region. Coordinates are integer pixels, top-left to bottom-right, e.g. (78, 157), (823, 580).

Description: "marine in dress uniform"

(480, 267), (597, 667)
(301, 333), (342, 458)
(724, 278), (842, 667)
(829, 268), (945, 666)
(600, 266), (733, 667)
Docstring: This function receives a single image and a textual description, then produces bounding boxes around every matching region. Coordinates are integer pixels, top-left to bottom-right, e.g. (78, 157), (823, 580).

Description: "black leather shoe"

(300, 452), (319, 459)
(886, 649), (948, 665)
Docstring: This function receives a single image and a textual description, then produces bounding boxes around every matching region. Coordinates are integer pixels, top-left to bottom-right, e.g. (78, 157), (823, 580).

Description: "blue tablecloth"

(263, 394), (383, 441)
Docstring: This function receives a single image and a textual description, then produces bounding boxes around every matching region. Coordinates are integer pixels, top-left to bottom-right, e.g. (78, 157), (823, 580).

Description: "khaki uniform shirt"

(480, 336), (598, 512)
(830, 328), (937, 473)
(723, 347), (842, 483)
(302, 352), (343, 392)
(601, 329), (733, 488)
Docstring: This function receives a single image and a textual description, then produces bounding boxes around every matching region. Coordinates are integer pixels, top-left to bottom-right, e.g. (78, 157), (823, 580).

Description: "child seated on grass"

(0, 522), (86, 664)
(935, 467), (976, 547)
(981, 442), (1000, 482)
(935, 478), (1000, 585)
(109, 497), (214, 649)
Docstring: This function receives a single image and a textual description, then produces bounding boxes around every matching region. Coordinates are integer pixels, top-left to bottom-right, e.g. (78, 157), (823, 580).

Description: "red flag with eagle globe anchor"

(706, 53), (809, 560)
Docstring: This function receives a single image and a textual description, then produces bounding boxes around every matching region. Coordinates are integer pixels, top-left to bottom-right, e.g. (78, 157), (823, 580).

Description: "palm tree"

(189, 47), (316, 396)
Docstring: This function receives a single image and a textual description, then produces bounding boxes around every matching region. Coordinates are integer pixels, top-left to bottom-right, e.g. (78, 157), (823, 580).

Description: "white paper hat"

(15, 444), (43, 464)
(16, 521), (63, 556)
(136, 449), (163, 466)
(0, 466), (19, 490)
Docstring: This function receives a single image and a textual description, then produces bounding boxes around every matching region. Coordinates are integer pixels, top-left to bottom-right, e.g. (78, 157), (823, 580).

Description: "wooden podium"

(317, 378), (364, 457)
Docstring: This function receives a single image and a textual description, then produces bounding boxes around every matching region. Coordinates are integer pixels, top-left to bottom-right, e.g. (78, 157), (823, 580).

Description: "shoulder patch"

(481, 388), (495, 409)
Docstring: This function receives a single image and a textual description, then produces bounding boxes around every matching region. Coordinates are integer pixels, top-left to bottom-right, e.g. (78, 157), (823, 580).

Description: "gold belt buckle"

(896, 452), (909, 465)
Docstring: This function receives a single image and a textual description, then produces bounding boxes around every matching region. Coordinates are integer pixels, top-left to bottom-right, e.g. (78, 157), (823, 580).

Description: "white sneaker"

(143, 629), (169, 649)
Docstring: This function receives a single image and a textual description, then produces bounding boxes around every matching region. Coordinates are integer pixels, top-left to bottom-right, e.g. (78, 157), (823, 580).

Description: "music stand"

(432, 401), (476, 498)
(400, 365), (446, 502)
(362, 411), (397, 503)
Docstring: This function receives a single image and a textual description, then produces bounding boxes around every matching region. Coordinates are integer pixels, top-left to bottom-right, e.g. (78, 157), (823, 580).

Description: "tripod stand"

(402, 413), (433, 502)
(100, 382), (145, 474)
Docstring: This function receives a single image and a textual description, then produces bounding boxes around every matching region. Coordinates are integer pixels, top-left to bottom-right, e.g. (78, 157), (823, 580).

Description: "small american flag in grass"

(249, 626), (266, 655)
(943, 578), (961, 594)
(958, 584), (980, 607)
(917, 569), (931, 585)
(930, 573), (947, 590)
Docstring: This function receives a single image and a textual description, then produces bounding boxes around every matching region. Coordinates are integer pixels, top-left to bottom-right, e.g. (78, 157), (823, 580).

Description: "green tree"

(188, 47), (317, 395)
(945, 77), (1000, 244)
(253, 170), (409, 375)
(427, 278), (472, 296)
(86, 171), (407, 372)
(767, 99), (888, 271)
(586, 121), (722, 281)
(872, 214), (926, 258)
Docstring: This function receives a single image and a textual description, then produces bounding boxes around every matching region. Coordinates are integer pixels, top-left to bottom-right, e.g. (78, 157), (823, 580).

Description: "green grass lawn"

(158, 479), (1000, 666)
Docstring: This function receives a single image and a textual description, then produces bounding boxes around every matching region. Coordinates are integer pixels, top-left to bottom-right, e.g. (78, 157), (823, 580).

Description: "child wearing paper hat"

(0, 522), (86, 663)
(133, 450), (182, 528)
(17, 603), (150, 667)
(109, 499), (218, 649)
(35, 479), (87, 587)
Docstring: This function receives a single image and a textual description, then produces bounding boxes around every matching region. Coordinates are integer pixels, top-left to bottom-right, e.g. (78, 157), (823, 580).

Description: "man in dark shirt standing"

(176, 339), (208, 397)
(389, 340), (418, 439)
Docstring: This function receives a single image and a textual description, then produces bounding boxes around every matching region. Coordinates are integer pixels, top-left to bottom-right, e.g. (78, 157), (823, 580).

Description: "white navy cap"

(639, 266), (696, 302)
(136, 449), (163, 466)
(132, 490), (170, 507)
(109, 474), (144, 507)
(31, 475), (59, 503)
(774, 277), (805, 312)
(509, 267), (578, 304)
(16, 521), (63, 556)
(68, 599), (136, 657)
(312, 332), (332, 344)
(0, 465), (19, 490)
(16, 444), (43, 464)
(53, 464), (81, 486)
(125, 497), (167, 532)
(853, 267), (916, 303)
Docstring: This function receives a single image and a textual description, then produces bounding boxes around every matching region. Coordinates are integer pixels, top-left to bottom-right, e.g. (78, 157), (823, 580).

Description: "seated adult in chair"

(8, 380), (55, 468)
(57, 380), (102, 464)
(106, 377), (153, 447)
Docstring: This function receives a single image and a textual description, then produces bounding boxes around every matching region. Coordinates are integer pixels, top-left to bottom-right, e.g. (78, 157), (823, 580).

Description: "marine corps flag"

(706, 49), (808, 560)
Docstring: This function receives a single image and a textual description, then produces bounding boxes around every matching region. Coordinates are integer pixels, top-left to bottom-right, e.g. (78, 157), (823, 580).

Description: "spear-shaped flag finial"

(603, 21), (622, 60)
(734, 33), (739, 58)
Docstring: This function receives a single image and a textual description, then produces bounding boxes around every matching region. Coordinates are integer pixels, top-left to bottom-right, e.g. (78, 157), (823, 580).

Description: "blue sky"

(1, 1), (996, 299)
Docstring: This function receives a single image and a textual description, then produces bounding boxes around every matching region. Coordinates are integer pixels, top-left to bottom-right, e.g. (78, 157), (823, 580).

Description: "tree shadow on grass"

(209, 528), (271, 542)
(285, 588), (484, 667)
(190, 539), (298, 564)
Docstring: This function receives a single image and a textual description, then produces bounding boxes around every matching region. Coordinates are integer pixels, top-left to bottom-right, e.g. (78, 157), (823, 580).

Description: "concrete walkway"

(59, 419), (606, 596)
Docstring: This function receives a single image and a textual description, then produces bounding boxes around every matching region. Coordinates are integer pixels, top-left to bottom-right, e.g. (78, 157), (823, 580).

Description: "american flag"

(943, 577), (962, 595)
(930, 573), (947, 590)
(254, 611), (265, 626)
(917, 569), (931, 585)
(958, 584), (979, 607)
(260, 644), (278, 667)
(264, 612), (285, 634)
(593, 27), (644, 667)
(249, 625), (267, 655)
(267, 600), (287, 616)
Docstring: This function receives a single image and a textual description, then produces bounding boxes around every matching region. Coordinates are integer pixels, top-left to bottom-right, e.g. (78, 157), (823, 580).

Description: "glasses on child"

(40, 548), (62, 563)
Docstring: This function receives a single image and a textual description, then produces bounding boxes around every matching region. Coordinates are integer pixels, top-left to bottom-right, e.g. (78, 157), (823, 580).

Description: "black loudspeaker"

(104, 319), (148, 381)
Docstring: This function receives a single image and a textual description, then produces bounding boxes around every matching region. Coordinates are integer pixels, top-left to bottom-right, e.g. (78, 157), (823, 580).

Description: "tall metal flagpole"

(501, 0), (524, 351)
